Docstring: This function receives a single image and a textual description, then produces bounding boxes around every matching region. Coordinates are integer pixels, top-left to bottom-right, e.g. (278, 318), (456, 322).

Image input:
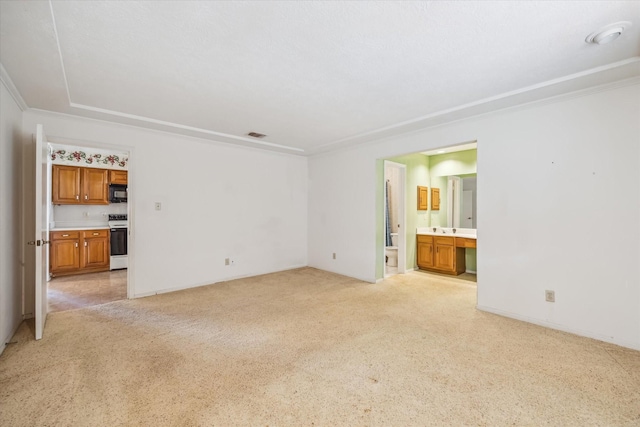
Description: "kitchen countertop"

(51, 226), (110, 231)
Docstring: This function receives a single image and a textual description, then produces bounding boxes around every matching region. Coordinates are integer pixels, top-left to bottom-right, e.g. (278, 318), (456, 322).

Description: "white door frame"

(33, 125), (50, 339)
(43, 135), (135, 300)
(383, 161), (406, 275)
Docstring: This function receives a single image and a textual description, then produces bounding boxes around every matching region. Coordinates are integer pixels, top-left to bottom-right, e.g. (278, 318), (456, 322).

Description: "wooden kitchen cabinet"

(109, 170), (128, 185)
(52, 165), (109, 205)
(50, 229), (110, 277)
(82, 229), (110, 269)
(417, 235), (466, 275)
(52, 165), (82, 204)
(83, 168), (109, 204)
(50, 231), (81, 274)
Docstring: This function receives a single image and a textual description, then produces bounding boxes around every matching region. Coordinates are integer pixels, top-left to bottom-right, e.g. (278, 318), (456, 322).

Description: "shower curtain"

(385, 180), (392, 247)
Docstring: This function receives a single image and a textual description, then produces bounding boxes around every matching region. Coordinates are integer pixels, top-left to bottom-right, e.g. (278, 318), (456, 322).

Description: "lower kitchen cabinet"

(50, 231), (81, 274)
(50, 229), (110, 277)
(417, 235), (466, 275)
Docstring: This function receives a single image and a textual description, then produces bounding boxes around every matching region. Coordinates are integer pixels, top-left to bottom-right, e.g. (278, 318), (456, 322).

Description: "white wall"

(0, 83), (24, 355)
(22, 110), (308, 301)
(308, 80), (640, 350)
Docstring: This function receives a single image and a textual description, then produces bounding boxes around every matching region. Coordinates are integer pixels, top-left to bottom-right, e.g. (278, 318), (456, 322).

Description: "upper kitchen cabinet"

(52, 165), (109, 205)
(83, 168), (109, 204)
(52, 165), (81, 204)
(109, 170), (128, 185)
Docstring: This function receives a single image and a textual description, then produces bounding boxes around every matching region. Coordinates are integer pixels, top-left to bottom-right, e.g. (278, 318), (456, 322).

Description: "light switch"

(155, 202), (162, 211)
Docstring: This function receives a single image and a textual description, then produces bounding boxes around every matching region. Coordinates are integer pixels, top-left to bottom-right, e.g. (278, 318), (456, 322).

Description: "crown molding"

(0, 62), (28, 111)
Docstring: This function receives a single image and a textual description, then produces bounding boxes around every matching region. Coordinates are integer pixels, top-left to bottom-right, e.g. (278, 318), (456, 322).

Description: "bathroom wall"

(385, 153), (430, 272)
(428, 149), (477, 227)
(384, 164), (401, 235)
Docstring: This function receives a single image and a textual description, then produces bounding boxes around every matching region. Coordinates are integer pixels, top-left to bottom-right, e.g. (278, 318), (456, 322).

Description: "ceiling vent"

(247, 132), (267, 138)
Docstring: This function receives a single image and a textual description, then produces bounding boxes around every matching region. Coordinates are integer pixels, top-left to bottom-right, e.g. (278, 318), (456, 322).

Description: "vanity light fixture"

(585, 21), (632, 45)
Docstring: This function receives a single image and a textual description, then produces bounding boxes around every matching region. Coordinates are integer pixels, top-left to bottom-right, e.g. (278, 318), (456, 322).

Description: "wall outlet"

(332, 253), (336, 260)
(224, 258), (230, 266)
(545, 290), (555, 302)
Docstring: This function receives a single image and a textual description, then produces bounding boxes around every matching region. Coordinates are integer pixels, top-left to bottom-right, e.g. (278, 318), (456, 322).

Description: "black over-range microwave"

(109, 184), (127, 203)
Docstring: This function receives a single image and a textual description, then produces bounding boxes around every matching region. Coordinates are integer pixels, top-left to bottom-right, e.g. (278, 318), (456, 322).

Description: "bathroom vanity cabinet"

(417, 235), (467, 275)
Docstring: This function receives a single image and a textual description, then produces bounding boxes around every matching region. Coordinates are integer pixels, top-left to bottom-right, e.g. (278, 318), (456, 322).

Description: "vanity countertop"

(416, 227), (477, 239)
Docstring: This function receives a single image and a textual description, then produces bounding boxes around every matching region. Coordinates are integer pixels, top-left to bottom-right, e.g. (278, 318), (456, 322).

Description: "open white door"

(32, 124), (50, 340)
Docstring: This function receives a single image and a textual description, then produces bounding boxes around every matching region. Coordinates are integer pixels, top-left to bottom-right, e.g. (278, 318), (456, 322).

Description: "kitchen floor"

(48, 270), (127, 313)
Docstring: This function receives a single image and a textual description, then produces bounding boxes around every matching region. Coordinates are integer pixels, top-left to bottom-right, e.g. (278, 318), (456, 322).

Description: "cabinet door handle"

(62, 234), (69, 237)
(84, 241), (87, 247)
(75, 195), (79, 200)
(85, 195), (88, 200)
(75, 242), (78, 248)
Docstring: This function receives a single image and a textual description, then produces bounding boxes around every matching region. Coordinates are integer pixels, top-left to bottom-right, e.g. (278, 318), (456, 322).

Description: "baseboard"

(476, 305), (640, 351)
(465, 269), (477, 274)
(1, 319), (25, 357)
(133, 264), (309, 298)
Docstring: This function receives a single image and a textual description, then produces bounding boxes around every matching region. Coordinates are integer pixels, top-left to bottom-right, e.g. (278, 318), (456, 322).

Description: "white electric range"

(108, 214), (128, 270)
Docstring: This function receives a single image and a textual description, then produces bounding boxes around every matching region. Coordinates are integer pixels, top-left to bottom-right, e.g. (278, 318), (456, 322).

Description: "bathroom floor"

(385, 266), (398, 276)
(48, 270), (127, 313)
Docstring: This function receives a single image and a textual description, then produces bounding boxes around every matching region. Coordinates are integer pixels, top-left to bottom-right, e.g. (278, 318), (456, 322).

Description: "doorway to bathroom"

(383, 161), (406, 277)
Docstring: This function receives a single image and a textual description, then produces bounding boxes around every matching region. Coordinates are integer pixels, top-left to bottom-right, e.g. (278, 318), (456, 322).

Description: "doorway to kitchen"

(46, 140), (131, 314)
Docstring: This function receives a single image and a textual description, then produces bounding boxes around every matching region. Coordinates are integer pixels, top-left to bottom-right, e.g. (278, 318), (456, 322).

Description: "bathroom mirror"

(430, 173), (476, 229)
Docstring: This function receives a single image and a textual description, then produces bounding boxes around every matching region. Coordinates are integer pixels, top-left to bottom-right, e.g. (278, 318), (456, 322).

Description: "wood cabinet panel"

(52, 165), (81, 204)
(51, 229), (110, 276)
(417, 186), (428, 210)
(431, 188), (440, 210)
(52, 165), (110, 205)
(455, 237), (477, 248)
(83, 168), (109, 204)
(109, 170), (128, 185)
(417, 240), (434, 268)
(82, 235), (109, 269)
(50, 239), (80, 273)
(434, 241), (455, 271)
(416, 235), (467, 275)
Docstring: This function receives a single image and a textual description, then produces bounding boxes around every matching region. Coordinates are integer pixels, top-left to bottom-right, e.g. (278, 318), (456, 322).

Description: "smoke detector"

(585, 21), (632, 45)
(247, 132), (267, 139)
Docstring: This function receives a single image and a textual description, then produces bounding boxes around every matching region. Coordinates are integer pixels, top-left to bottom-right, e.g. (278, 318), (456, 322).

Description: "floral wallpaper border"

(51, 149), (128, 169)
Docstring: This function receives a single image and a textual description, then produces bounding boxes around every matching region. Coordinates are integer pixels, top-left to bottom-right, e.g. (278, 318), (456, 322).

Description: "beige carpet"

(1, 268), (639, 426)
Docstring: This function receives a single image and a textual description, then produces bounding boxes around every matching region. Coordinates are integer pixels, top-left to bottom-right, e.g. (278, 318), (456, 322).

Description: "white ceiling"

(1, 1), (639, 155)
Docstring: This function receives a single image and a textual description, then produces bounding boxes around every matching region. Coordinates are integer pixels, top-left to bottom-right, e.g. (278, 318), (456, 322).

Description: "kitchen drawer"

(455, 237), (477, 248)
(51, 230), (80, 240)
(83, 229), (109, 238)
